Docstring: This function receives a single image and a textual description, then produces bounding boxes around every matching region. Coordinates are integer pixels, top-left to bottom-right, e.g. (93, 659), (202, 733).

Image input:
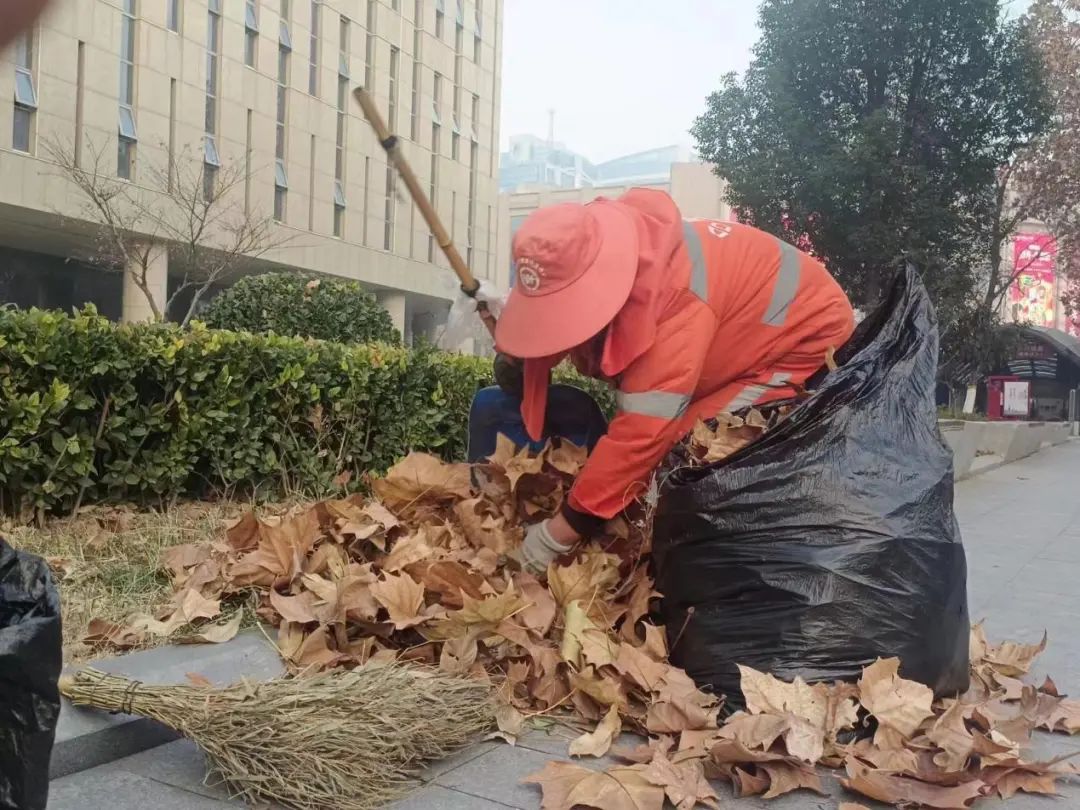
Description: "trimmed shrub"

(202, 273), (401, 344)
(0, 307), (614, 516)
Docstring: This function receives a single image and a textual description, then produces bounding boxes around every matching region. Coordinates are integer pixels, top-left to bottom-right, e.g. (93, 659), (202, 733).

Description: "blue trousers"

(467, 385), (608, 463)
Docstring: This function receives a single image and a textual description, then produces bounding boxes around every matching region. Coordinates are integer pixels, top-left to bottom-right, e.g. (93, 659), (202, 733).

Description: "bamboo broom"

(60, 665), (495, 810)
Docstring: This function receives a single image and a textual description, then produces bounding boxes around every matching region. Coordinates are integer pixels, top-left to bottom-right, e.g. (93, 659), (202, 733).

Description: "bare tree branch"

(44, 137), (293, 325)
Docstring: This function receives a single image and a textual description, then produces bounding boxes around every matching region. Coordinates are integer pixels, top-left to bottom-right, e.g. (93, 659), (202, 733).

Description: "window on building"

(473, 0), (482, 62)
(308, 1), (320, 95)
(274, 160), (289, 221)
(451, 130), (459, 161)
(429, 123), (439, 261)
(117, 0), (138, 178)
(245, 1), (259, 67)
(204, 0), (222, 200)
(167, 0), (180, 32)
(432, 72), (442, 124)
(410, 60), (421, 141)
(470, 92), (479, 141)
(388, 47), (399, 130)
(276, 8), (292, 218)
(467, 140), (477, 267)
(365, 0), (376, 90)
(454, 13), (463, 54)
(414, 0), (423, 29)
(334, 17), (349, 237)
(435, 0), (444, 38)
(383, 166), (395, 251)
(12, 30), (36, 153)
(392, 0), (400, 11)
(280, 0), (293, 48)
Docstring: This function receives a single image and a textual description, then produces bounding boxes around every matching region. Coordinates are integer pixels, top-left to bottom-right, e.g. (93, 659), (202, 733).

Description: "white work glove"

(510, 520), (577, 578)
(438, 281), (508, 352)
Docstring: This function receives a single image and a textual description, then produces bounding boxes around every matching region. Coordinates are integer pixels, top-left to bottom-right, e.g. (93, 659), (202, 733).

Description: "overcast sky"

(498, 0), (1035, 164)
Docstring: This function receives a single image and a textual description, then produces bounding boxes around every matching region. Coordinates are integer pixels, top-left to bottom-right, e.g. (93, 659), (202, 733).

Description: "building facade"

(494, 161), (731, 289)
(0, 0), (503, 340)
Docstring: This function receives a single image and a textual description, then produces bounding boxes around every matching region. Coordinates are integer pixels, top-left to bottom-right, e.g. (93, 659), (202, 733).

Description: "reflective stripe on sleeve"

(681, 221), (709, 301)
(616, 390), (692, 420)
(763, 239), (801, 326)
(725, 372), (793, 412)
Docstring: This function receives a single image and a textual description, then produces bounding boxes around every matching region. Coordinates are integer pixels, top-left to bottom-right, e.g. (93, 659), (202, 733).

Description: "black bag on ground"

(0, 538), (62, 810)
(652, 266), (969, 703)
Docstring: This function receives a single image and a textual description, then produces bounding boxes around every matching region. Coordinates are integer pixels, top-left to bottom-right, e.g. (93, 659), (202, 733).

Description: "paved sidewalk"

(49, 442), (1080, 809)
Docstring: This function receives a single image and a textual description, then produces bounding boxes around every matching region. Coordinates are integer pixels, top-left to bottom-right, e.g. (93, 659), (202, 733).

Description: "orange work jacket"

(525, 189), (855, 534)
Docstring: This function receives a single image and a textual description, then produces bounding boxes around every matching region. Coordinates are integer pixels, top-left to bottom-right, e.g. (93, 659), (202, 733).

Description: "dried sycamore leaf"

(839, 805), (873, 810)
(548, 550), (621, 607)
(269, 589), (319, 624)
(1043, 698), (1080, 733)
(928, 699), (975, 772)
(409, 560), (485, 608)
(738, 665), (854, 763)
(493, 702), (526, 745)
(848, 738), (920, 773)
(371, 453), (473, 508)
(717, 712), (789, 752)
(176, 611), (243, 644)
(503, 445), (546, 491)
(614, 642), (671, 693)
(382, 531), (435, 572)
(727, 764), (770, 797)
(362, 502), (400, 530)
(647, 699), (719, 735)
(186, 672), (214, 687)
(760, 760), (827, 799)
(571, 666), (628, 709)
(619, 574), (660, 644)
(83, 618), (144, 649)
(175, 587), (222, 623)
(709, 738), (793, 765)
(983, 767), (1060, 799)
(488, 433), (517, 467)
(516, 573), (558, 635)
(562, 600), (618, 669)
(370, 571), (427, 630)
(643, 754), (720, 810)
(971, 624), (1047, 677)
(547, 441), (588, 476)
(523, 761), (665, 810)
(841, 759), (988, 809)
(858, 657), (935, 746)
(569, 704), (622, 758)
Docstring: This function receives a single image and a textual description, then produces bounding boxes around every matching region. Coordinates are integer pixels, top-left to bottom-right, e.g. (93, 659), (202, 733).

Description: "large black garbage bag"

(652, 266), (969, 703)
(0, 538), (62, 810)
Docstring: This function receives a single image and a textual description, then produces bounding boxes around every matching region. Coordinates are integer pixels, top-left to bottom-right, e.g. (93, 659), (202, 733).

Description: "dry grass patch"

(4, 503), (241, 662)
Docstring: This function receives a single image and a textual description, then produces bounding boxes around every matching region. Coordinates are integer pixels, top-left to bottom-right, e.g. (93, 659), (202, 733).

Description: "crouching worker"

(496, 189), (855, 576)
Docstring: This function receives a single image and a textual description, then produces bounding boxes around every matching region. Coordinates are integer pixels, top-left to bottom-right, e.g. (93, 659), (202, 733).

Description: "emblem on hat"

(517, 257), (545, 292)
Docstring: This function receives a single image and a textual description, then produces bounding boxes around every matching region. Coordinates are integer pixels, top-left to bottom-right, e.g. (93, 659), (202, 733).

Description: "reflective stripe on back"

(616, 390), (691, 420)
(763, 239), (801, 326)
(725, 372), (793, 412)
(681, 221), (708, 302)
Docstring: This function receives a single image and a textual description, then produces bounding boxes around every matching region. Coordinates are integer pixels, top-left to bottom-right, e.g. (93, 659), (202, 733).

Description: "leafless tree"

(45, 137), (291, 326)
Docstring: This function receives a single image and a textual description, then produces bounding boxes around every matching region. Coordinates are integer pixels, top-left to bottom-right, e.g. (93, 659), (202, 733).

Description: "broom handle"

(353, 87), (497, 339)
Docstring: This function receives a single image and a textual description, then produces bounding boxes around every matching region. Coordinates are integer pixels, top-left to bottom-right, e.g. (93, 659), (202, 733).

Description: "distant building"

(494, 161), (730, 289)
(593, 144), (696, 187)
(498, 134), (595, 192)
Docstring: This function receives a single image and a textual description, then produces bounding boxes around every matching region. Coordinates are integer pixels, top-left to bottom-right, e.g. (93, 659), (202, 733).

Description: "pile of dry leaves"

(83, 428), (1080, 808)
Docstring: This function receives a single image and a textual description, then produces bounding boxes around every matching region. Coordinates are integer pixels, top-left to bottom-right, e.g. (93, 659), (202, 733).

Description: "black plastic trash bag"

(652, 266), (969, 703)
(1, 538), (62, 810)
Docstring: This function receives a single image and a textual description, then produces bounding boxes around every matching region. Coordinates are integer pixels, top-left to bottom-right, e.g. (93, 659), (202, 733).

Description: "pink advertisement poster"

(1009, 233), (1058, 328)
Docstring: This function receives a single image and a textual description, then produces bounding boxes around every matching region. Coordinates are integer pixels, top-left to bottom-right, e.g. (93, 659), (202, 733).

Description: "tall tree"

(693, 0), (1050, 320)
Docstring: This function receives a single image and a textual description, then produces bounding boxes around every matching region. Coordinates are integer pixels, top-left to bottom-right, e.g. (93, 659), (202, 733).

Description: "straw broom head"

(60, 664), (495, 810)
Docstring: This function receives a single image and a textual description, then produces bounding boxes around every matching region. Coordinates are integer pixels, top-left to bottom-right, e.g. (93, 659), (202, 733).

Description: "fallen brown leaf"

(642, 754), (720, 810)
(841, 759), (988, 809)
(858, 657), (935, 746)
(523, 761), (665, 810)
(569, 704), (622, 758)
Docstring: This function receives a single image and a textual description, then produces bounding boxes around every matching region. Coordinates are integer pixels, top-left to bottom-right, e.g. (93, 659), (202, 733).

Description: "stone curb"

(51, 627), (284, 779)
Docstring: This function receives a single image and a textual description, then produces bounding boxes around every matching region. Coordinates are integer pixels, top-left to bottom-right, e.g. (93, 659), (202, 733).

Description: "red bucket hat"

(496, 200), (639, 359)
(495, 199), (639, 441)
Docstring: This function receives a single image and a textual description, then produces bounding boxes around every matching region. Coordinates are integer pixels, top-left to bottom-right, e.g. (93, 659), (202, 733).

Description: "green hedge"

(202, 273), (401, 345)
(0, 306), (613, 516)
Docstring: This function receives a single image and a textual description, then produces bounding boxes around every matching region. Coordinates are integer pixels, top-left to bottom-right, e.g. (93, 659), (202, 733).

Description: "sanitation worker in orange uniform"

(497, 189), (855, 576)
